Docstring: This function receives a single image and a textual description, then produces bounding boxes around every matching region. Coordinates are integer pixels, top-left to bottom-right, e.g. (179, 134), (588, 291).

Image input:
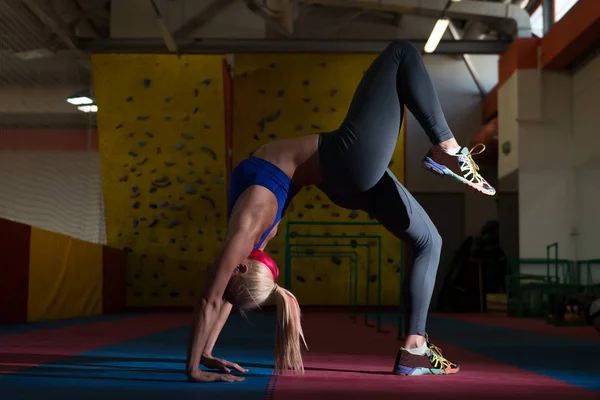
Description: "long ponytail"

(273, 285), (307, 374)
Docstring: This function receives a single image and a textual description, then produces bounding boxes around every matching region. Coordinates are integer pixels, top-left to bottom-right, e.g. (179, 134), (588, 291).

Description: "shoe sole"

(422, 157), (496, 196)
(393, 365), (460, 376)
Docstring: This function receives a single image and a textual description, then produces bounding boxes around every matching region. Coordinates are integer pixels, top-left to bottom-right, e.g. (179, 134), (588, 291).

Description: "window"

(555, 0), (578, 22)
(530, 5), (544, 37)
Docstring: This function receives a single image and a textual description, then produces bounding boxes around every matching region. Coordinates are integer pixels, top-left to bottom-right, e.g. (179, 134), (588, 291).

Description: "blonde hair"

(224, 259), (307, 374)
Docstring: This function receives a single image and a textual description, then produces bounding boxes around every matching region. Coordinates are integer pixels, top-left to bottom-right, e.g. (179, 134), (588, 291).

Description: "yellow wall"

(91, 54), (227, 307)
(28, 227), (103, 321)
(233, 54), (406, 305)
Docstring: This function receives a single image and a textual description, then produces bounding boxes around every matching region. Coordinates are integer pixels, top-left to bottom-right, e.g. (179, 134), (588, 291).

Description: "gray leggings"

(318, 40), (452, 336)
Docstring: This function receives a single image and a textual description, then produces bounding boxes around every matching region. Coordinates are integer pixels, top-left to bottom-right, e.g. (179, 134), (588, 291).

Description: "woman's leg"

(319, 40), (494, 195)
(364, 169), (459, 375)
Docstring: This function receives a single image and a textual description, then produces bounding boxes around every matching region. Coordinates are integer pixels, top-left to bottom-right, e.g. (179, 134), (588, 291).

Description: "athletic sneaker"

(422, 144), (496, 196)
(392, 337), (460, 376)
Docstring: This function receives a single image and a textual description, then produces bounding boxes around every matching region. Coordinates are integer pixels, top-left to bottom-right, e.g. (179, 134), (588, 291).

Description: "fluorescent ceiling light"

(67, 96), (94, 105)
(77, 105), (98, 113)
(424, 19), (450, 53)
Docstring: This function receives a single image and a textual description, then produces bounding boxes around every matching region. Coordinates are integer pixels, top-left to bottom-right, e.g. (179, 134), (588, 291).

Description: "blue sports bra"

(228, 156), (297, 249)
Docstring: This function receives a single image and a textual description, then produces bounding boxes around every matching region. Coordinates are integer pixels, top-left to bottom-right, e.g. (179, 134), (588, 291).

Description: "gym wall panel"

(232, 54), (405, 306)
(28, 227), (103, 322)
(91, 54), (227, 307)
(0, 218), (30, 326)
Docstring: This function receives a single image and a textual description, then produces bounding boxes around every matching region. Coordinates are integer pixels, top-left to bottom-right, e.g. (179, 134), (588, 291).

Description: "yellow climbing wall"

(92, 54), (226, 307)
(233, 54), (406, 306)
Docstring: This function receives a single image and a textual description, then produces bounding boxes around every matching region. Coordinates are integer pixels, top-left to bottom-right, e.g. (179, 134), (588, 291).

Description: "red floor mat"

(273, 313), (599, 400)
(0, 313), (188, 375)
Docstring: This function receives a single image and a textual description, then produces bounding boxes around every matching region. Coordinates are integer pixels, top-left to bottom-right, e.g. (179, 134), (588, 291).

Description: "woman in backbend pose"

(186, 40), (495, 383)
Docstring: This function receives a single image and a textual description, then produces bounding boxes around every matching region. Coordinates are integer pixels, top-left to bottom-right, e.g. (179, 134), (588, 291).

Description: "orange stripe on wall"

(541, 0), (600, 69)
(498, 38), (541, 88)
(0, 129), (98, 151)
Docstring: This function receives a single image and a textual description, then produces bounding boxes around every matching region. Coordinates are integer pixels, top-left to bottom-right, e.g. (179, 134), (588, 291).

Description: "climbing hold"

(270, 249), (279, 255)
(116, 123), (123, 129)
(128, 151), (138, 157)
(167, 204), (185, 211)
(305, 249), (315, 255)
(350, 240), (358, 248)
(119, 175), (128, 182)
(200, 195), (215, 209)
(130, 167), (137, 173)
(321, 62), (327, 67)
(160, 212), (168, 220)
(313, 107), (319, 112)
(203, 124), (211, 129)
(303, 80), (310, 85)
(321, 204), (329, 209)
(165, 162), (176, 167)
(348, 210), (358, 219)
(194, 178), (205, 184)
(187, 210), (193, 221)
(188, 161), (194, 167)
(139, 141), (147, 147)
(311, 124), (323, 129)
(204, 168), (211, 175)
(201, 78), (212, 86)
(170, 238), (176, 244)
(165, 97), (172, 102)
(137, 116), (149, 121)
(194, 88), (199, 97)
(200, 146), (216, 160)
(193, 107), (199, 114)
(150, 168), (157, 174)
(133, 219), (139, 229)
(305, 204), (314, 209)
(123, 246), (133, 253)
(296, 125), (303, 131)
(175, 142), (184, 150)
(169, 291), (180, 298)
(132, 186), (138, 193)
(127, 132), (135, 138)
(177, 176), (185, 184)
(179, 265), (187, 271)
(165, 115), (171, 121)
(169, 220), (181, 229)
(277, 89), (285, 96)
(302, 98), (311, 103)
(181, 132), (195, 140)
(369, 274), (378, 283)
(188, 169), (195, 175)
(148, 219), (158, 227)
(212, 178), (224, 184)
(387, 258), (394, 264)
(183, 115), (190, 122)
(152, 176), (172, 188)
(296, 276), (306, 283)
(259, 89), (266, 94)
(268, 133), (277, 139)
(149, 203), (158, 209)
(316, 276), (323, 282)
(331, 256), (342, 266)
(185, 185), (197, 195)
(332, 212), (340, 217)
(331, 89), (338, 96)
(149, 187), (157, 193)
(126, 96), (133, 102)
(146, 131), (154, 138)
(330, 107), (337, 112)
(253, 134), (260, 140)
(186, 151), (194, 157)
(158, 257), (165, 263)
(132, 201), (140, 209)
(143, 79), (151, 88)
(137, 157), (148, 166)
(198, 228), (204, 235)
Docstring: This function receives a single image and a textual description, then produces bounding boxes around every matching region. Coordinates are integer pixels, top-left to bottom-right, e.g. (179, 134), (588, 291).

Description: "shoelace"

(427, 342), (455, 370)
(461, 143), (486, 181)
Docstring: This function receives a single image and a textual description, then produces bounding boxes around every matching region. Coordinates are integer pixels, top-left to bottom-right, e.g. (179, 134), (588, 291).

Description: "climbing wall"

(233, 54), (406, 306)
(91, 54), (226, 307)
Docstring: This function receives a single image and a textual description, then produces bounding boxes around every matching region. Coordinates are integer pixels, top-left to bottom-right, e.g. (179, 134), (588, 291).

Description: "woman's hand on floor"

(187, 370), (245, 383)
(201, 354), (248, 373)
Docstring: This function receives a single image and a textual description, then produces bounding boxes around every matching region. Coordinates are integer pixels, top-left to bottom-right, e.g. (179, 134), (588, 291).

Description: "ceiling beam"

(19, 0), (81, 52)
(243, 0), (293, 37)
(173, 0), (237, 39)
(81, 38), (512, 54)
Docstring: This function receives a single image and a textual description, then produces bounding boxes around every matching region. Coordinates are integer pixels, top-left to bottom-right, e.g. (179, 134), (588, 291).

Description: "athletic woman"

(186, 40), (495, 383)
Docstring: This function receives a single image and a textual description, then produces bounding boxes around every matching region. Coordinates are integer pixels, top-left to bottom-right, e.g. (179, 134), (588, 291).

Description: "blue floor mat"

(0, 313), (276, 400)
(0, 314), (133, 337)
(378, 312), (600, 392)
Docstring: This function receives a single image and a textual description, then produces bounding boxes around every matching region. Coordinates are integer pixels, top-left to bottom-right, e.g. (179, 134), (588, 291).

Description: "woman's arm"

(186, 229), (257, 380)
(202, 300), (232, 357)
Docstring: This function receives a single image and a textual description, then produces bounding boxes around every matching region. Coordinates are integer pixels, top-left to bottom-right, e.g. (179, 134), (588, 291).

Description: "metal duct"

(300, 0), (532, 38)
